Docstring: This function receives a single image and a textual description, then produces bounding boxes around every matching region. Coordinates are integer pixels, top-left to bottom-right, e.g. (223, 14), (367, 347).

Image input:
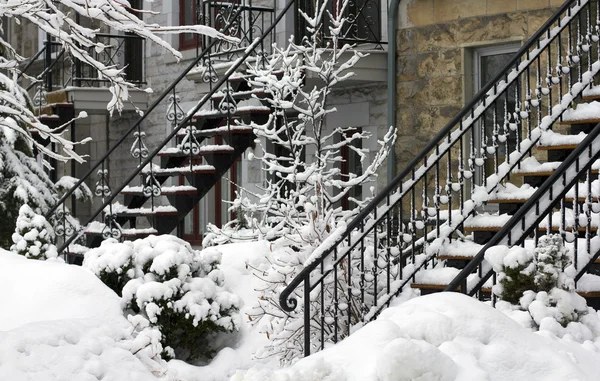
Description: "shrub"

(84, 235), (241, 361)
(11, 204), (58, 260)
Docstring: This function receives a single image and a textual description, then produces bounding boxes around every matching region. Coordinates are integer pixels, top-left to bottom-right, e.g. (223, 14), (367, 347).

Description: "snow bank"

(232, 293), (600, 381)
(0, 250), (160, 380)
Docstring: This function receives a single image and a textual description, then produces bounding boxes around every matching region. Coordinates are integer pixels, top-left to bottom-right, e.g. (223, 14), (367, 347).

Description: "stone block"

(415, 22), (458, 52)
(527, 8), (557, 36)
(487, 0), (517, 15)
(433, 0), (487, 23)
(407, 0), (434, 27)
(417, 49), (462, 78)
(457, 13), (527, 44)
(427, 76), (463, 105)
(517, 0), (550, 11)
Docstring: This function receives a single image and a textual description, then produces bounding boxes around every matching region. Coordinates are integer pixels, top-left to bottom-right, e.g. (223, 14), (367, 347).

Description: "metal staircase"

(279, 0), (600, 357)
(40, 0), (304, 256)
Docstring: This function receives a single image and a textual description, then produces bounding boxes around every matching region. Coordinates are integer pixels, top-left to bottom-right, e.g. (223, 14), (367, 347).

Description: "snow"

(492, 182), (537, 200)
(0, 250), (161, 380)
(539, 129), (587, 146)
(233, 292), (600, 381)
(562, 100), (600, 121)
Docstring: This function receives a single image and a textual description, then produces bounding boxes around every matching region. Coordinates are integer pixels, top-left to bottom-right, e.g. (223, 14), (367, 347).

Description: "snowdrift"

(234, 292), (600, 381)
(0, 250), (159, 380)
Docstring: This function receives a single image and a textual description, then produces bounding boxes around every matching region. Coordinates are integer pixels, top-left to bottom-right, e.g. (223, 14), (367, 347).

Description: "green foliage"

(85, 236), (241, 362)
(499, 264), (537, 305)
(10, 204), (58, 260)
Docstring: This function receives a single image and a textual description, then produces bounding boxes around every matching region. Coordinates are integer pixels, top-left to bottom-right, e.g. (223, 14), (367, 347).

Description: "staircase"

(278, 0), (600, 357)
(43, 0), (309, 255)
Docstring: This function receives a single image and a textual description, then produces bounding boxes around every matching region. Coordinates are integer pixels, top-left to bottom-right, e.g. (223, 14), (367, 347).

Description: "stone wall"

(395, 0), (561, 173)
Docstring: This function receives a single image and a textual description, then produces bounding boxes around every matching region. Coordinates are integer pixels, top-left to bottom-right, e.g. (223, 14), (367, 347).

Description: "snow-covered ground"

(5, 240), (600, 380)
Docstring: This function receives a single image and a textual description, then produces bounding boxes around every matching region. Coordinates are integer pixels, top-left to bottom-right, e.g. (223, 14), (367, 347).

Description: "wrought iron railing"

(45, 0), (296, 252)
(73, 33), (146, 87)
(446, 122), (600, 298)
(295, 0), (384, 47)
(193, 0), (276, 84)
(279, 0), (598, 356)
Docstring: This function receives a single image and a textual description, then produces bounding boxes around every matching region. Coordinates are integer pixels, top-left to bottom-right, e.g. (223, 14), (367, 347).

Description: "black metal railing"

(73, 33), (146, 87)
(295, 0), (384, 47)
(446, 121), (600, 298)
(45, 0), (296, 252)
(279, 0), (599, 356)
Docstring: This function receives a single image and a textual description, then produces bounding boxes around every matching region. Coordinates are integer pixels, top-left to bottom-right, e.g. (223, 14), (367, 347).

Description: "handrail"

(446, 121), (600, 293)
(51, 0), (297, 252)
(44, 4), (250, 219)
(17, 42), (62, 81)
(279, 0), (586, 312)
(26, 48), (66, 92)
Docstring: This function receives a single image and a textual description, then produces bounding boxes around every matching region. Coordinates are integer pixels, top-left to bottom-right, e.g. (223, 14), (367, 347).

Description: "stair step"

(211, 88), (269, 102)
(560, 101), (600, 125)
(192, 105), (271, 120)
(538, 130), (587, 148)
(158, 144), (235, 157)
(85, 222), (157, 238)
(142, 163), (216, 176)
(512, 157), (600, 177)
(176, 125), (254, 138)
(582, 85), (600, 101)
(121, 185), (197, 196)
(106, 202), (178, 217)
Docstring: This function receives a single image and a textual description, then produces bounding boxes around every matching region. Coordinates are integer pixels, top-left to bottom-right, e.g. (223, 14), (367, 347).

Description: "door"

(472, 43), (521, 186)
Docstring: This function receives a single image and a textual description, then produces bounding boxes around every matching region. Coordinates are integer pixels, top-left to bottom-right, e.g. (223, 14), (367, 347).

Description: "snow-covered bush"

(10, 204), (58, 260)
(488, 235), (595, 336)
(84, 235), (242, 361)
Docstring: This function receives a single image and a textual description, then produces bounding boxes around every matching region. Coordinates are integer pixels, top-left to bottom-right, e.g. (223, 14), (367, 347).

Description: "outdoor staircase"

(276, 0), (600, 357)
(44, 0), (296, 255)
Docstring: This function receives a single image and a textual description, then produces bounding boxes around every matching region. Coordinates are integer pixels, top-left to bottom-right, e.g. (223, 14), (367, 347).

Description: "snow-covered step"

(192, 105), (271, 119)
(85, 221), (158, 238)
(175, 125), (254, 138)
(512, 156), (600, 177)
(142, 163), (216, 176)
(560, 101), (600, 125)
(464, 213), (512, 232)
(537, 130), (587, 149)
(158, 144), (235, 157)
(211, 88), (269, 102)
(104, 202), (178, 217)
(121, 185), (197, 196)
(582, 85), (600, 101)
(410, 267), (493, 293)
(437, 240), (484, 261)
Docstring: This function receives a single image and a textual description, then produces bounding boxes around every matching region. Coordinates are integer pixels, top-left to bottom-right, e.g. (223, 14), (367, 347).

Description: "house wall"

(394, 0), (561, 173)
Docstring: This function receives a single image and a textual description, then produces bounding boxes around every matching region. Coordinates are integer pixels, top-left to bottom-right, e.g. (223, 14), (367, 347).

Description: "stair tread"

(176, 125), (254, 137)
(560, 101), (600, 124)
(538, 130), (587, 149)
(582, 85), (600, 101)
(85, 221), (158, 236)
(122, 185), (197, 196)
(211, 88), (269, 101)
(192, 105), (271, 119)
(158, 144), (235, 157)
(512, 156), (600, 176)
(106, 202), (178, 216)
(142, 163), (216, 175)
(438, 240), (484, 260)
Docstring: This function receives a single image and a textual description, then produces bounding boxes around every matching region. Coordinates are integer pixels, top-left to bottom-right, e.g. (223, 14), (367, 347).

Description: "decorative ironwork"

(53, 207), (77, 238)
(166, 94), (185, 126)
(295, 0), (384, 47)
(32, 86), (47, 107)
(218, 86), (238, 114)
(94, 169), (111, 198)
(201, 59), (219, 83)
(131, 131), (149, 159)
(102, 214), (122, 240)
(179, 126), (202, 156)
(142, 172), (162, 198)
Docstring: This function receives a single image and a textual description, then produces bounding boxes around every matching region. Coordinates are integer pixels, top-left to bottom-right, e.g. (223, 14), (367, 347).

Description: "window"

(179, 0), (198, 50)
